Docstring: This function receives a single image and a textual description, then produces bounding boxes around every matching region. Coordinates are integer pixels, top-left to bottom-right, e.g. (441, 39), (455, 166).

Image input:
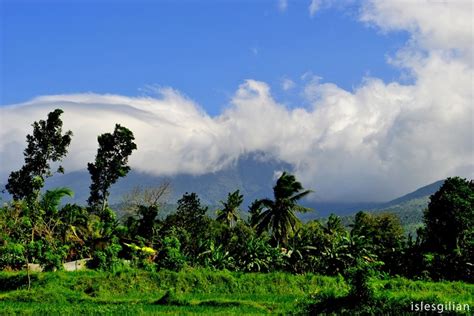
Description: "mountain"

(0, 153), (383, 216)
(337, 180), (444, 235)
(1, 154), (288, 208)
(0, 154), (445, 227)
(382, 180), (444, 208)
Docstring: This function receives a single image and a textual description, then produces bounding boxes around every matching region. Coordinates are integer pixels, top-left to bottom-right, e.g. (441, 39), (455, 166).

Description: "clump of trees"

(1, 109), (473, 285)
(420, 177), (473, 281)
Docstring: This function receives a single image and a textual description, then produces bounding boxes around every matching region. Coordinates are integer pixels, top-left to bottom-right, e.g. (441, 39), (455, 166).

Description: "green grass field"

(0, 268), (472, 315)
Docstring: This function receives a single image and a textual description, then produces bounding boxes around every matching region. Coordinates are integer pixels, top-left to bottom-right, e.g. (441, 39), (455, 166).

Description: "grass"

(301, 277), (474, 315)
(0, 268), (472, 315)
(0, 268), (343, 314)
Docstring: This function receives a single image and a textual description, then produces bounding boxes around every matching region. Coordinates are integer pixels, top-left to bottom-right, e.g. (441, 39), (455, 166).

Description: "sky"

(1, 0), (409, 112)
(1, 0), (473, 202)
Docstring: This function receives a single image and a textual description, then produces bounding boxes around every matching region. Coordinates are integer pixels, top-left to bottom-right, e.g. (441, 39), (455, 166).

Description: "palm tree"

(39, 187), (74, 216)
(248, 199), (263, 227)
(216, 190), (243, 228)
(255, 172), (312, 246)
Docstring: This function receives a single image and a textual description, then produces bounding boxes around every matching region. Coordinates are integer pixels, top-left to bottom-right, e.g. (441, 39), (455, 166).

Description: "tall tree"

(423, 177), (474, 253)
(216, 190), (243, 228)
(255, 172), (312, 246)
(421, 177), (474, 281)
(351, 211), (405, 274)
(171, 192), (208, 233)
(164, 192), (210, 260)
(248, 199), (263, 227)
(6, 109), (73, 201)
(87, 124), (137, 213)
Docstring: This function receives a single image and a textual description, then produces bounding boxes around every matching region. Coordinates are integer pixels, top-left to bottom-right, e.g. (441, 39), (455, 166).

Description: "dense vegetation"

(1, 109), (473, 314)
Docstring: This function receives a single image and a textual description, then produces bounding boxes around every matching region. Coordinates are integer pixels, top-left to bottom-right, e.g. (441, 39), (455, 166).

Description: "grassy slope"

(334, 180), (444, 236)
(338, 196), (430, 236)
(0, 268), (473, 315)
(305, 277), (474, 315)
(0, 268), (344, 315)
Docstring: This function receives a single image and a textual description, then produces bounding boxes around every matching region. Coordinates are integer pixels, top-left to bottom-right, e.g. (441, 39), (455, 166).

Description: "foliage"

(423, 177), (473, 252)
(351, 211), (405, 274)
(420, 177), (474, 281)
(156, 236), (186, 271)
(6, 109), (72, 201)
(162, 192), (211, 261)
(254, 172), (312, 246)
(87, 124), (137, 214)
(247, 199), (263, 227)
(198, 240), (235, 270)
(1, 109), (473, 314)
(125, 205), (160, 243)
(345, 258), (382, 302)
(0, 243), (25, 270)
(301, 275), (473, 315)
(88, 237), (123, 271)
(216, 190), (243, 228)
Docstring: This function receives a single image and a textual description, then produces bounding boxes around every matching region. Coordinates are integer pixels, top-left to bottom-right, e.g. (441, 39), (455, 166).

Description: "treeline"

(1, 109), (472, 284)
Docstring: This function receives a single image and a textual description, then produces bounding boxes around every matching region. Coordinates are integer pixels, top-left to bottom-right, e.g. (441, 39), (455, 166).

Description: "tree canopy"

(216, 190), (243, 228)
(423, 177), (474, 253)
(87, 124), (137, 213)
(255, 172), (312, 246)
(6, 109), (72, 201)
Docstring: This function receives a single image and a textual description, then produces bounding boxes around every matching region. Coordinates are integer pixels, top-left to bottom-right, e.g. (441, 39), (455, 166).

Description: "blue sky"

(1, 0), (408, 115)
(1, 1), (471, 201)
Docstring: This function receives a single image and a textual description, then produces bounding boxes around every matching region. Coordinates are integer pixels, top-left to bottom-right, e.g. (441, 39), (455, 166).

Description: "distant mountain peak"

(383, 179), (445, 208)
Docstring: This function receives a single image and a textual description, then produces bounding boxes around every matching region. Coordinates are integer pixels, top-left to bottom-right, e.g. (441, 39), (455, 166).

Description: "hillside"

(0, 155), (381, 216)
(338, 180), (445, 235)
(382, 180), (444, 208)
(0, 154), (285, 207)
(1, 156), (445, 226)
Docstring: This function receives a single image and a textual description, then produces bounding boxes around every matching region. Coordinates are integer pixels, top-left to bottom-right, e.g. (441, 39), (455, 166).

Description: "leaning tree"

(255, 172), (312, 246)
(6, 109), (72, 201)
(87, 124), (137, 215)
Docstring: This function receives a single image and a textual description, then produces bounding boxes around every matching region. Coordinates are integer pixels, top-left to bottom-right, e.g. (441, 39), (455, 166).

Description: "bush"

(88, 238), (123, 271)
(0, 243), (25, 270)
(156, 236), (186, 271)
(346, 259), (376, 302)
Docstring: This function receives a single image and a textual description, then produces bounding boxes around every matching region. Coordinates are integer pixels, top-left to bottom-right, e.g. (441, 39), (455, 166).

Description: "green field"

(0, 268), (472, 315)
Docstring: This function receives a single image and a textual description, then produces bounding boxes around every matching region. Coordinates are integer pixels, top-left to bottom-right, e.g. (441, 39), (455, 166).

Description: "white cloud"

(309, 0), (321, 17)
(278, 0), (288, 12)
(281, 78), (296, 91)
(1, 1), (472, 202)
(360, 0), (473, 61)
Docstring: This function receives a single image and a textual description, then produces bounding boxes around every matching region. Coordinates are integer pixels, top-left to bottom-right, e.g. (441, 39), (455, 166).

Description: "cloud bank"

(1, 0), (472, 202)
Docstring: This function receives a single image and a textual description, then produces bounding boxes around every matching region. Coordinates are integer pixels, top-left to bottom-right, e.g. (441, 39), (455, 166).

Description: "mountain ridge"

(1, 155), (446, 222)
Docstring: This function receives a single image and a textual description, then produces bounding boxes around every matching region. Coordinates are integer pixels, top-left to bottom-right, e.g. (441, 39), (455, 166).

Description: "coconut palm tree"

(255, 172), (312, 246)
(39, 187), (74, 217)
(216, 190), (243, 228)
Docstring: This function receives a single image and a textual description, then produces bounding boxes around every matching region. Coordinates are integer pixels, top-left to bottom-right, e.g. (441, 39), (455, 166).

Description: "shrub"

(156, 236), (186, 271)
(0, 243), (25, 270)
(88, 237), (123, 271)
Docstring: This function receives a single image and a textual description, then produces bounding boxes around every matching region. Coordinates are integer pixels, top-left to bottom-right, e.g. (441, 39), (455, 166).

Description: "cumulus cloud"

(360, 0), (473, 60)
(1, 0), (472, 202)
